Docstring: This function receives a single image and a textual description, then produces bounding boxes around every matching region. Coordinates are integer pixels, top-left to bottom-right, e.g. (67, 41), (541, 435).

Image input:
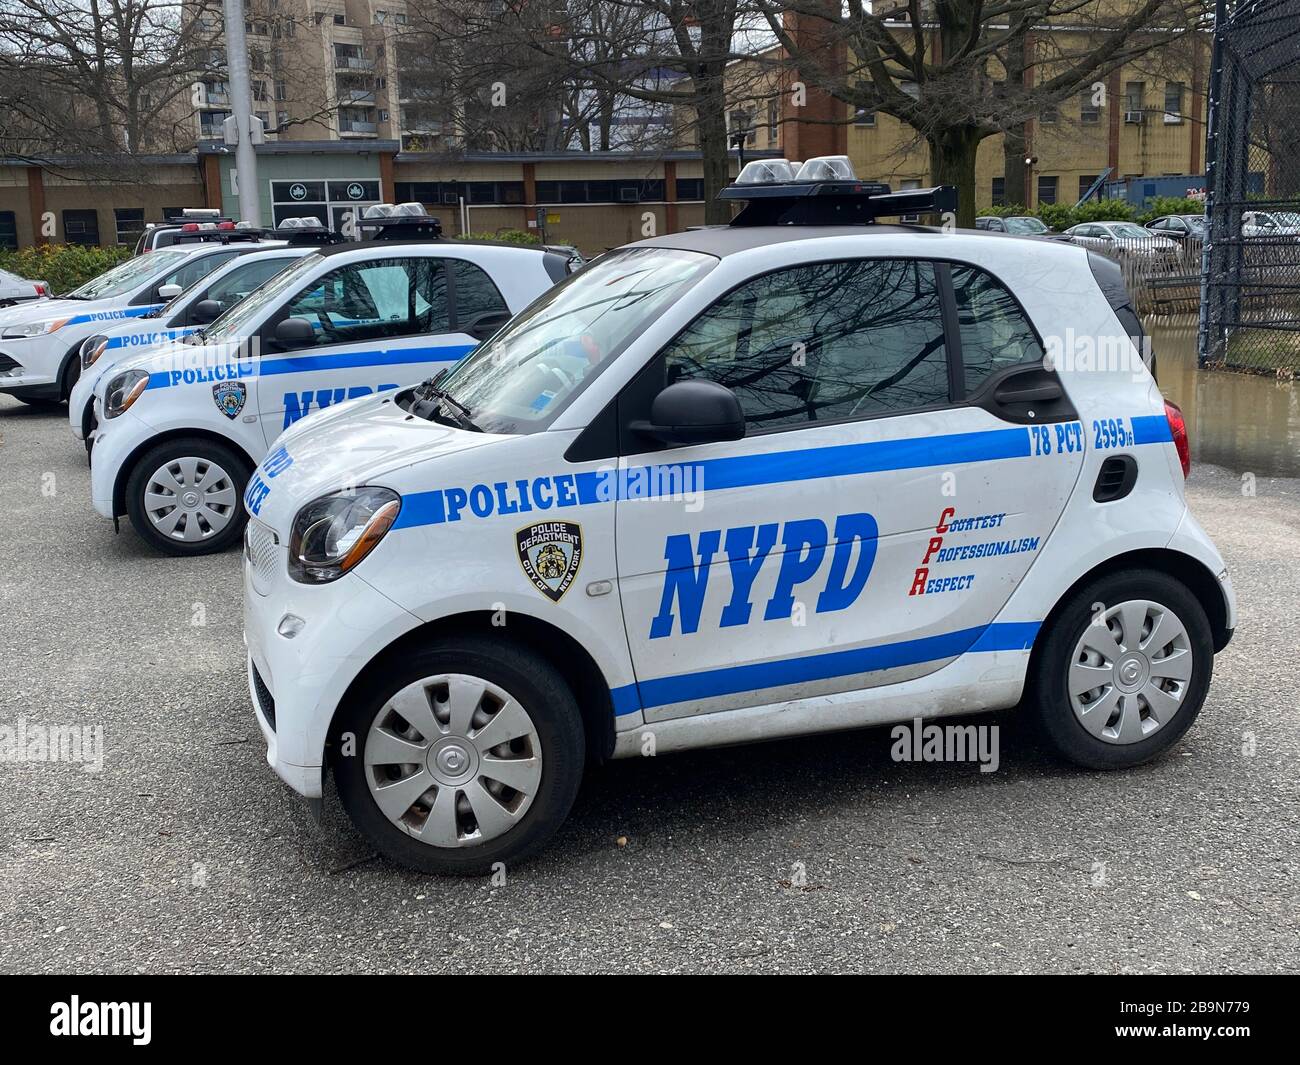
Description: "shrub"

(0, 243), (133, 294)
(977, 204), (1028, 218)
(458, 229), (541, 245)
(1035, 202), (1077, 232)
(1071, 198), (1137, 224)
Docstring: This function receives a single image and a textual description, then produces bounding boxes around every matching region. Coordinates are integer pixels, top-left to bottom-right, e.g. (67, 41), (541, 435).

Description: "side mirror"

(632, 379), (745, 447)
(274, 317), (316, 349)
(191, 299), (222, 325)
(157, 283), (183, 300)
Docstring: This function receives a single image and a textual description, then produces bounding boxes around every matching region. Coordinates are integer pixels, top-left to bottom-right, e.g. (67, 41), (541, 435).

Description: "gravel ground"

(0, 394), (1296, 974)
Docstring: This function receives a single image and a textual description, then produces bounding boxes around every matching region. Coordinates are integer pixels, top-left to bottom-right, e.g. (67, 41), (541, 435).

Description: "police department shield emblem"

(516, 521), (582, 602)
(213, 380), (247, 419)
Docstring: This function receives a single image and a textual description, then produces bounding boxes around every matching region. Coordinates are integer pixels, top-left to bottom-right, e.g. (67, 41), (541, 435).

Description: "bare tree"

(759, 0), (1210, 224)
(0, 0), (221, 161)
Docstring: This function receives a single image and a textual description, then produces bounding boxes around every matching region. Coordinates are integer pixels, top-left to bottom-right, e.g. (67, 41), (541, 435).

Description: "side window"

(661, 258), (949, 432)
(203, 257), (292, 309)
(950, 265), (1046, 396)
(448, 259), (508, 327)
(162, 250), (238, 294)
(280, 257), (449, 347)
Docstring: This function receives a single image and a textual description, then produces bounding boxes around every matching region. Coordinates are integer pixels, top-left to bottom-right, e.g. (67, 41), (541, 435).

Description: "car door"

(253, 253), (481, 442)
(133, 248), (242, 307)
(613, 256), (1084, 722)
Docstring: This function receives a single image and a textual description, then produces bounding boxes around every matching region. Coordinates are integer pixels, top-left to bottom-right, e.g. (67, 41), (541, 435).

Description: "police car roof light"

(720, 173), (958, 227)
(359, 202), (443, 240)
(735, 159), (798, 185)
(795, 155), (856, 182)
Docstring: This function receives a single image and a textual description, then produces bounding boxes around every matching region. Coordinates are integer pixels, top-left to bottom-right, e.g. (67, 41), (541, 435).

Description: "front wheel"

(124, 437), (249, 556)
(1027, 570), (1213, 770)
(334, 637), (586, 875)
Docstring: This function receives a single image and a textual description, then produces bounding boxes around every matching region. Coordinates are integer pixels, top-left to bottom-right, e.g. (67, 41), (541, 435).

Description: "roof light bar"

(721, 157), (957, 227)
(358, 202), (444, 239)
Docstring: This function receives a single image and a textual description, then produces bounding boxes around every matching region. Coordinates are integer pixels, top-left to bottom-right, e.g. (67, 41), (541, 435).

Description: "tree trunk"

(927, 125), (984, 228)
(697, 100), (731, 224)
(1002, 124), (1026, 208)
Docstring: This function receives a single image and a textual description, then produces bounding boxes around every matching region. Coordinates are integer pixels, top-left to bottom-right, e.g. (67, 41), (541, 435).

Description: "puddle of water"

(1149, 318), (1300, 478)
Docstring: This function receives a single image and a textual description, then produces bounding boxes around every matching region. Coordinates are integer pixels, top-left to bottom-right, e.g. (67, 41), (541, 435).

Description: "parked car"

(87, 207), (570, 556)
(240, 161), (1234, 874)
(1241, 210), (1300, 239)
(0, 268), (50, 307)
(975, 215), (1052, 236)
(1144, 214), (1207, 242)
(1063, 221), (1180, 258)
(0, 236), (282, 408)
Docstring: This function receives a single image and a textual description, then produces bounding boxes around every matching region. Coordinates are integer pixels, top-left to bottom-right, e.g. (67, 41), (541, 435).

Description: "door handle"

(994, 382), (1062, 404)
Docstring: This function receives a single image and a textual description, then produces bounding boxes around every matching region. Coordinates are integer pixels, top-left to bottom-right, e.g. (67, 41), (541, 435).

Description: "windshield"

(1110, 223), (1153, 239)
(199, 251), (323, 343)
(1005, 217), (1048, 234)
(1182, 215), (1207, 232)
(437, 247), (716, 433)
(67, 248), (191, 300)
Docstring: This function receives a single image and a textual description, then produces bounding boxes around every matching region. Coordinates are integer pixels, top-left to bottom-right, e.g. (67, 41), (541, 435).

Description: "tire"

(1027, 569), (1213, 770)
(124, 437), (250, 556)
(12, 395), (62, 410)
(334, 637), (586, 876)
(60, 354), (80, 401)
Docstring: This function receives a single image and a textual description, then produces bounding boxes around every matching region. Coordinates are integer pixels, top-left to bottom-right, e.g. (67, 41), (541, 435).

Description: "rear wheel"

(124, 437), (249, 556)
(334, 637), (585, 875)
(1028, 570), (1213, 769)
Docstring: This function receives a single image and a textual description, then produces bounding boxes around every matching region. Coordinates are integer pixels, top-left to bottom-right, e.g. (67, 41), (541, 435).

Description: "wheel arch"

(56, 338), (85, 399)
(112, 428), (258, 518)
(1030, 548), (1232, 669)
(326, 610), (617, 770)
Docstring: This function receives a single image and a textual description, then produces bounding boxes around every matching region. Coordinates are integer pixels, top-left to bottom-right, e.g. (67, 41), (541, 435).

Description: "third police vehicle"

(88, 205), (570, 555)
(239, 159), (1236, 874)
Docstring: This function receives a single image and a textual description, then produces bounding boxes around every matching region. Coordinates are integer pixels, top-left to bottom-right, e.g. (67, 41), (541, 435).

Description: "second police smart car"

(238, 158), (1236, 874)
(88, 204), (572, 555)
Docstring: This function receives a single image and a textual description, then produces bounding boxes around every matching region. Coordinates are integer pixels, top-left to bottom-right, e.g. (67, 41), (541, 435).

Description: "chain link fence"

(1199, 0), (1300, 374)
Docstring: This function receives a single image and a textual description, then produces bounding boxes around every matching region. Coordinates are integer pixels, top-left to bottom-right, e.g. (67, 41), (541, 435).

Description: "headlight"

(1, 319), (62, 339)
(288, 487), (401, 584)
(81, 334), (110, 368)
(103, 369), (150, 418)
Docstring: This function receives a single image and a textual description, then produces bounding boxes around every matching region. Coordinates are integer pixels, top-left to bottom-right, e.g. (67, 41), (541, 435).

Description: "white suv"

(241, 162), (1235, 875)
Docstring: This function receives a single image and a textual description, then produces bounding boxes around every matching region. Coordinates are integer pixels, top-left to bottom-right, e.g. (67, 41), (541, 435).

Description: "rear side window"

(950, 265), (1045, 395)
(448, 259), (508, 327)
(661, 258), (949, 432)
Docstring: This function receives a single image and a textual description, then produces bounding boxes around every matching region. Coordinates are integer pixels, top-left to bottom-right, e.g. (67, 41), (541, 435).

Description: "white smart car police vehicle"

(242, 163), (1236, 874)
(0, 233), (275, 408)
(70, 221), (340, 445)
(89, 207), (570, 555)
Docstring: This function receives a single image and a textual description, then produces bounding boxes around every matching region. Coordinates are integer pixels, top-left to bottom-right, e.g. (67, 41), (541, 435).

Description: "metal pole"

(222, 0), (261, 226)
(1198, 0), (1228, 368)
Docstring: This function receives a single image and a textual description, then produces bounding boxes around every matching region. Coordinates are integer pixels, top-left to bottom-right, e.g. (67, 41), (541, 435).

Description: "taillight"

(1165, 400), (1190, 478)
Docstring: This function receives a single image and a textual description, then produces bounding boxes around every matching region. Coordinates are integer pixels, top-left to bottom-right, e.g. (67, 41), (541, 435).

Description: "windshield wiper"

(408, 376), (482, 431)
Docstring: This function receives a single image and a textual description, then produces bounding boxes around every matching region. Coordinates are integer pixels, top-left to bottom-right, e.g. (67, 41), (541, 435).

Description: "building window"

(1164, 81), (1184, 123)
(991, 177), (1005, 207)
(0, 210), (17, 250)
(1125, 81), (1145, 118)
(1041, 103), (1058, 124)
(1080, 89), (1100, 124)
(1037, 175), (1058, 205)
(114, 208), (145, 246)
(63, 209), (100, 246)
(334, 13), (345, 24)
(767, 100), (778, 143)
(274, 79), (286, 101)
(676, 178), (703, 200)
(252, 80), (269, 101)
(1079, 174), (1099, 200)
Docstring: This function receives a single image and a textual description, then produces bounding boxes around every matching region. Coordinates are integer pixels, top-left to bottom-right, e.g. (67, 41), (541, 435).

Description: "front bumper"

(243, 523), (423, 799)
(89, 404), (150, 519)
(0, 337), (60, 396)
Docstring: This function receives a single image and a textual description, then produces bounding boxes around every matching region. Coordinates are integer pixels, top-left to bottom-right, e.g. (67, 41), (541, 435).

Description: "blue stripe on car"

(610, 620), (1042, 714)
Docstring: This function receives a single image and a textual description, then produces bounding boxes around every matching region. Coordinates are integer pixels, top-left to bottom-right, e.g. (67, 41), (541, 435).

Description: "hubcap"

(143, 456), (238, 541)
(364, 673), (543, 848)
(1068, 598), (1194, 744)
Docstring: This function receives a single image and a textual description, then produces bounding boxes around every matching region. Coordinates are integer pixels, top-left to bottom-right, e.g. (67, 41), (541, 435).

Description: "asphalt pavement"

(0, 394), (1296, 973)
